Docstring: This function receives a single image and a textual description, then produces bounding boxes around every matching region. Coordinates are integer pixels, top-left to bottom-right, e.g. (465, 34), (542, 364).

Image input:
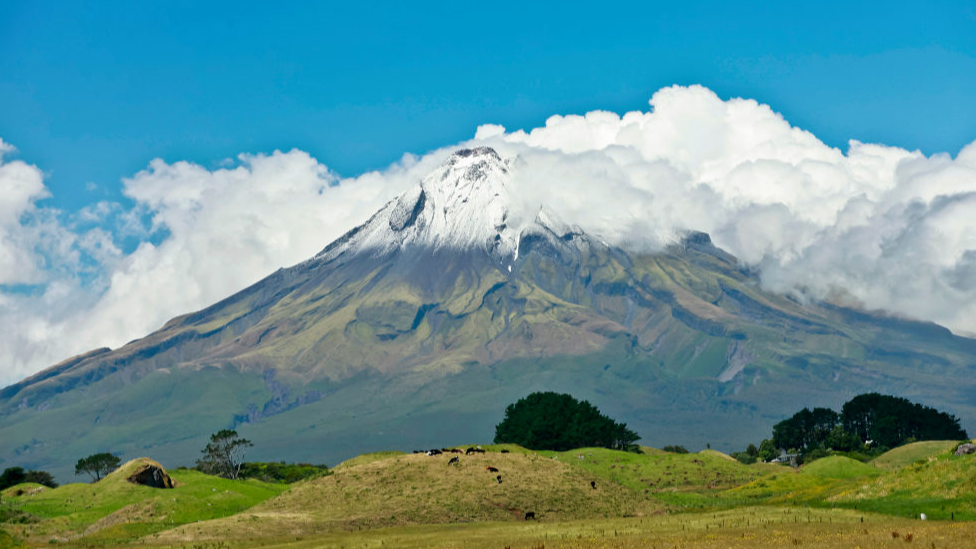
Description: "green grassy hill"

(547, 447), (764, 510)
(156, 447), (664, 545)
(831, 446), (976, 519)
(722, 456), (882, 507)
(0, 458), (286, 546)
(870, 440), (963, 470)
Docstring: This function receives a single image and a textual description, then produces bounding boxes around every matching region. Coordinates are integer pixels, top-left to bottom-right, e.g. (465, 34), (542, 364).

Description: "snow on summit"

(318, 147), (546, 263)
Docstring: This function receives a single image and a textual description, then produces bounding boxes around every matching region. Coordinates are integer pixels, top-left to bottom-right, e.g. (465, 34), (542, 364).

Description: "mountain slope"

(3, 147), (976, 481)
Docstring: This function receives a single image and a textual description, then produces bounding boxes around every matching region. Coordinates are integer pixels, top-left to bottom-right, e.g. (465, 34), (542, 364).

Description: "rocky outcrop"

(954, 443), (976, 456)
(127, 463), (175, 488)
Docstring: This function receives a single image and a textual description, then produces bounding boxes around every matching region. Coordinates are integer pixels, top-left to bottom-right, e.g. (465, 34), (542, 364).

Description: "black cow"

(426, 449), (442, 456)
(500, 449), (510, 454)
(448, 456), (460, 466)
(591, 480), (597, 489)
(524, 511), (536, 520)
(496, 475), (502, 484)
(486, 466), (499, 473)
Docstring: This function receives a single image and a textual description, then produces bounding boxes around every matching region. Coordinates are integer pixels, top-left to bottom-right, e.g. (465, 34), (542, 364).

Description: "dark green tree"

(841, 393), (967, 448)
(75, 453), (121, 482)
(493, 392), (640, 452)
(772, 407), (840, 451)
(197, 429), (253, 479)
(757, 439), (778, 462)
(0, 467), (26, 490)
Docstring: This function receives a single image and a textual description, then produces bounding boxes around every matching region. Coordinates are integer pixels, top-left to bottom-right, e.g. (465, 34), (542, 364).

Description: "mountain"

(3, 147), (976, 481)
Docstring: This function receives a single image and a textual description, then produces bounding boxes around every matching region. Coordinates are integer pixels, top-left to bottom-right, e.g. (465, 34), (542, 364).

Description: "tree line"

(733, 392), (968, 464)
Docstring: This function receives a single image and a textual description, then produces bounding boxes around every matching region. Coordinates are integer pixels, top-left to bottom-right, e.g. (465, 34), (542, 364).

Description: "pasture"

(2, 442), (975, 548)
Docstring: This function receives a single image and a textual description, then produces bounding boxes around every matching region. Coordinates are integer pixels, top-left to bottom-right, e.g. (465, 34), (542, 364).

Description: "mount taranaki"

(3, 147), (976, 479)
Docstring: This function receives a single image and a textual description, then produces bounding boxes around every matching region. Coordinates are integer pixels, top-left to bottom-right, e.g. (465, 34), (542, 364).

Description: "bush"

(732, 452), (757, 464)
(662, 445), (689, 454)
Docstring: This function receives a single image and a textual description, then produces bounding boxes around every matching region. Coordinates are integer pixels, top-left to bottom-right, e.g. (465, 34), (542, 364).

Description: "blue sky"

(2, 1), (976, 386)
(3, 0), (975, 212)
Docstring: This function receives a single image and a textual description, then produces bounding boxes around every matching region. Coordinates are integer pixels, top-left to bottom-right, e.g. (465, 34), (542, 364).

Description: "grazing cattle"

(450, 448), (463, 453)
(500, 449), (510, 453)
(486, 466), (499, 473)
(448, 456), (460, 466)
(426, 449), (442, 456)
(591, 481), (597, 489)
(524, 511), (536, 520)
(465, 447), (476, 455)
(496, 475), (502, 483)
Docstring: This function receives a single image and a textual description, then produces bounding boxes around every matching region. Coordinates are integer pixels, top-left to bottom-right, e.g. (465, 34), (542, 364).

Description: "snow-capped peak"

(318, 147), (536, 262)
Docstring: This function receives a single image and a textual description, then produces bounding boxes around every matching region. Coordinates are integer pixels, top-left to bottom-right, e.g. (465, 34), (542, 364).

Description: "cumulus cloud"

(2, 84), (976, 386)
(472, 85), (976, 336)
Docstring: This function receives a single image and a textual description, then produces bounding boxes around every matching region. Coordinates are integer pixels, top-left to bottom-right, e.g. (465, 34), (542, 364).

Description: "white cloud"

(474, 85), (976, 336)
(2, 84), (976, 387)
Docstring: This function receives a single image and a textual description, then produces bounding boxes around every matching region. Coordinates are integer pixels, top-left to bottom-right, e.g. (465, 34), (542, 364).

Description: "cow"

(524, 511), (536, 520)
(500, 449), (510, 453)
(426, 449), (442, 456)
(591, 480), (597, 489)
(448, 456), (460, 466)
(487, 466), (499, 473)
(450, 448), (463, 453)
(496, 475), (502, 484)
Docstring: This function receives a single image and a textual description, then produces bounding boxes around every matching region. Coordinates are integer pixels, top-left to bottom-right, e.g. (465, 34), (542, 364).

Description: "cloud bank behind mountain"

(1, 85), (975, 386)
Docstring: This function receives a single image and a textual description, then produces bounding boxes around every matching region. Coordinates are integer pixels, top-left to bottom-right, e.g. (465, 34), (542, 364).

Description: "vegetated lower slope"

(831, 444), (976, 519)
(870, 440), (962, 471)
(5, 148), (976, 480)
(0, 458), (286, 546)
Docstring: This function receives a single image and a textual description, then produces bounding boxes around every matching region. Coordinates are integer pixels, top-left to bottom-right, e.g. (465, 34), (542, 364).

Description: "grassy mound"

(0, 483), (47, 499)
(550, 447), (764, 510)
(333, 450), (406, 470)
(723, 457), (878, 506)
(155, 446), (663, 544)
(830, 449), (976, 519)
(871, 440), (961, 470)
(801, 456), (882, 479)
(1, 457), (287, 545)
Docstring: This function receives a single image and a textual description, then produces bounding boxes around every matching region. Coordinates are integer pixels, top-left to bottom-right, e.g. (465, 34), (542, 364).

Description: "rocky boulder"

(954, 443), (976, 456)
(127, 463), (175, 488)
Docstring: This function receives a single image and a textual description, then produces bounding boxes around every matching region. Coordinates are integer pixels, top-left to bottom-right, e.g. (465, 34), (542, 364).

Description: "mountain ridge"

(3, 147), (976, 481)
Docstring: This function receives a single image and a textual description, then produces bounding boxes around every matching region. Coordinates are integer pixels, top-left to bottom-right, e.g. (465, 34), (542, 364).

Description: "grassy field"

(2, 443), (975, 548)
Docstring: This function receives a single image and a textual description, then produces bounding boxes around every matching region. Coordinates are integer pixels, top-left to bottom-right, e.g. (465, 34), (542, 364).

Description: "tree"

(772, 407), (840, 452)
(197, 429), (253, 479)
(493, 392), (640, 452)
(0, 467), (58, 490)
(841, 393), (967, 448)
(75, 453), (121, 482)
(757, 439), (777, 462)
(0, 467), (26, 490)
